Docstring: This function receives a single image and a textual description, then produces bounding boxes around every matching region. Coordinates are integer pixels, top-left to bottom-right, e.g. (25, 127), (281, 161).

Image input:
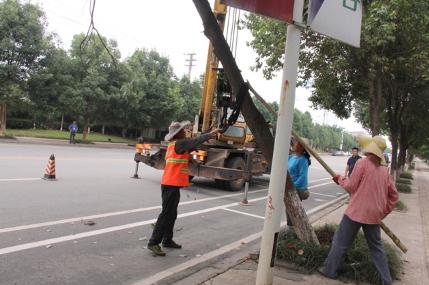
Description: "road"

(0, 142), (348, 285)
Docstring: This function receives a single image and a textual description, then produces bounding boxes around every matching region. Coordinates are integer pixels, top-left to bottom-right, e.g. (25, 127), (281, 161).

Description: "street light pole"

(255, 1), (304, 284)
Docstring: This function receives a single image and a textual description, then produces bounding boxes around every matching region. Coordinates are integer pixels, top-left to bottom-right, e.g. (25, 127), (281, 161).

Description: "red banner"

(225, 0), (294, 23)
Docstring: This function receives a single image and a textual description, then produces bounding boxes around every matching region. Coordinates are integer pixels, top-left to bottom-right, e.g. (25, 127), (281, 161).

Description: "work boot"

(148, 244), (166, 256)
(162, 240), (182, 249)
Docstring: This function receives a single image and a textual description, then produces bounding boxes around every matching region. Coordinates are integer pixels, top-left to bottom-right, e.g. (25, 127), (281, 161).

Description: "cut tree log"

(193, 0), (319, 245)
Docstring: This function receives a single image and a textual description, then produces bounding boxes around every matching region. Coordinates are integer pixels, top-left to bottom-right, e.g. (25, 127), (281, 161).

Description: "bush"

(276, 224), (402, 285)
(396, 178), (412, 185)
(396, 183), (412, 193)
(399, 172), (413, 179)
(394, 200), (407, 212)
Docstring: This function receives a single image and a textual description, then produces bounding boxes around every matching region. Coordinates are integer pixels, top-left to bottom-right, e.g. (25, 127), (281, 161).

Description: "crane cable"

(79, 0), (117, 71)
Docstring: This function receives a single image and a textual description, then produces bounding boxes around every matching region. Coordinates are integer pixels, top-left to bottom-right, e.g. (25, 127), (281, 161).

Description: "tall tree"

(69, 33), (122, 140)
(0, 0), (49, 135)
(28, 45), (75, 129)
(124, 49), (179, 132)
(174, 76), (202, 122)
(243, 0), (429, 174)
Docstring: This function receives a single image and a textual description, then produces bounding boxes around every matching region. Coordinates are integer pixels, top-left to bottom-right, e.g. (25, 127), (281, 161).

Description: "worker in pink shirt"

(320, 135), (398, 285)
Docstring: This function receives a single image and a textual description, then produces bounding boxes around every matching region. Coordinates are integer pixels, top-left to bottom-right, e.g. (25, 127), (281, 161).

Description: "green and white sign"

(309, 0), (363, 47)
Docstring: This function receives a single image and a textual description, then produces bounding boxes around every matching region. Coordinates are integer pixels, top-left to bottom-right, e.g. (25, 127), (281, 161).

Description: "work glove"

(333, 175), (341, 185)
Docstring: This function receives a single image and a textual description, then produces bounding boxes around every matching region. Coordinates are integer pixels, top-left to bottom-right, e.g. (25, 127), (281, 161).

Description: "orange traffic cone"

(43, 154), (57, 180)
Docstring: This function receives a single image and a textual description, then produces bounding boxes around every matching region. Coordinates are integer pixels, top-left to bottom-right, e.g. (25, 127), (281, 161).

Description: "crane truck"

(134, 0), (270, 191)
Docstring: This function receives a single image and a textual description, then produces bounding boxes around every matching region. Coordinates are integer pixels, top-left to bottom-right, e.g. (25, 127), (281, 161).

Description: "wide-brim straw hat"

(357, 135), (387, 166)
(164, 121), (191, 141)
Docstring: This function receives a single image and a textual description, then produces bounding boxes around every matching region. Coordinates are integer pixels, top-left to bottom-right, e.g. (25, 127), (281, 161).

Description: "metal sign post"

(255, 1), (304, 284)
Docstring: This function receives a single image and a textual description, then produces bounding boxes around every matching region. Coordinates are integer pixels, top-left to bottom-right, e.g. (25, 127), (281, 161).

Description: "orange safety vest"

(161, 141), (190, 187)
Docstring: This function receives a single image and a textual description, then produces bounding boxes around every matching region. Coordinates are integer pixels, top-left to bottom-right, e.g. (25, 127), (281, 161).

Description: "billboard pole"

(255, 0), (304, 284)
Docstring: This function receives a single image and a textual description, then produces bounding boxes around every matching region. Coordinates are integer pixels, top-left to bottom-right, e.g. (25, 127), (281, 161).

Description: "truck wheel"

(225, 157), (246, 191)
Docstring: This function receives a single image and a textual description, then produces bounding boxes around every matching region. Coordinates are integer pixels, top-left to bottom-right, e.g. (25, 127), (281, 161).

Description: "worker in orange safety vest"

(148, 121), (220, 256)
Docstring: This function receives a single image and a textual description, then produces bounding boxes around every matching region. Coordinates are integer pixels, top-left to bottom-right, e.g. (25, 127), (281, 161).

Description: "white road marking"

(132, 194), (349, 285)
(221, 208), (265, 220)
(0, 189), (268, 234)
(0, 196), (267, 256)
(314, 198), (327, 202)
(309, 177), (331, 183)
(0, 178), (330, 234)
(308, 181), (334, 189)
(0, 178), (41, 182)
(311, 192), (337, 198)
(0, 181), (341, 255)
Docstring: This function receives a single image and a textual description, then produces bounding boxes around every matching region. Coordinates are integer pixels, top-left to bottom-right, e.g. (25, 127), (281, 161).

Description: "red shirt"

(338, 157), (398, 224)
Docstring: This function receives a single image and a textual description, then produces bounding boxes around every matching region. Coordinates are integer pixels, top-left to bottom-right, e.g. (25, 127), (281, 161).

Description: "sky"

(28, 0), (366, 133)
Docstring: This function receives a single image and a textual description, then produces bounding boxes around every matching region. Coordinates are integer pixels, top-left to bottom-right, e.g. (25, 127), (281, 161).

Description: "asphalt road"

(0, 142), (348, 285)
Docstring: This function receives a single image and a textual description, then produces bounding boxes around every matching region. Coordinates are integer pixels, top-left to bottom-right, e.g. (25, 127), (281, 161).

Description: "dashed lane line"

(0, 178), (332, 234)
(0, 196), (267, 256)
(0, 181), (340, 256)
(221, 208), (265, 220)
(0, 189), (268, 234)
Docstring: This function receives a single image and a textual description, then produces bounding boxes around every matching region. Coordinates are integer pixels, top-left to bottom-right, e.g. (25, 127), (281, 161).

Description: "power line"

(184, 53), (196, 78)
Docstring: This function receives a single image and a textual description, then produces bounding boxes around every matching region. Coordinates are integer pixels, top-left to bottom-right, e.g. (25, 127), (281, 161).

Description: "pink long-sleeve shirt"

(338, 157), (398, 224)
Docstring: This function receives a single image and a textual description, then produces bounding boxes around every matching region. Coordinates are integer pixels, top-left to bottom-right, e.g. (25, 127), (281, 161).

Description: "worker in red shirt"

(148, 121), (220, 256)
(320, 135), (398, 285)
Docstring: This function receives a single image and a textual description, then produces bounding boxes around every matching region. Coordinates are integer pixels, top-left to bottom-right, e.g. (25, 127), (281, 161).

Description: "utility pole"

(185, 52), (196, 78)
(256, 0), (305, 284)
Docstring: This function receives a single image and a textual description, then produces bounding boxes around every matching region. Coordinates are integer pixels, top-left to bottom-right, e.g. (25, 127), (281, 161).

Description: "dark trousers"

(69, 132), (76, 144)
(149, 185), (181, 245)
(324, 215), (392, 285)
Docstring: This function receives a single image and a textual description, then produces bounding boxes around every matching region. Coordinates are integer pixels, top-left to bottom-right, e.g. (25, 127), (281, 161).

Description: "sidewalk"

(179, 161), (429, 285)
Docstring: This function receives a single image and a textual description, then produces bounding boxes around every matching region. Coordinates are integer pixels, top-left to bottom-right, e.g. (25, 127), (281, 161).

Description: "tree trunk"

(368, 75), (382, 136)
(121, 128), (127, 138)
(82, 117), (90, 141)
(60, 114), (64, 131)
(390, 132), (399, 178)
(0, 102), (7, 136)
(398, 128), (408, 173)
(284, 176), (319, 243)
(101, 125), (105, 135)
(193, 0), (319, 244)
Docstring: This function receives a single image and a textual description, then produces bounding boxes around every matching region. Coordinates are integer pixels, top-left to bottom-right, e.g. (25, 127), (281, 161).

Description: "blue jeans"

(324, 215), (392, 285)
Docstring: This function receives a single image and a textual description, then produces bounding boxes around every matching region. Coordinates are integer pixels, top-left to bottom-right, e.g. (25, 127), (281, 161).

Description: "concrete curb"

(0, 136), (134, 150)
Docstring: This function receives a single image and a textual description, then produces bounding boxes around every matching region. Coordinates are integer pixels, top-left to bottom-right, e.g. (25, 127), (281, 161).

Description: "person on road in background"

(68, 121), (78, 144)
(320, 135), (398, 285)
(345, 147), (361, 177)
(148, 121), (220, 256)
(286, 137), (311, 229)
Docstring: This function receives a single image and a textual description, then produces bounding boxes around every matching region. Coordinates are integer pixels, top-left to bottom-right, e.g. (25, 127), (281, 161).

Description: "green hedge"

(276, 224), (402, 285)
(399, 172), (413, 179)
(396, 183), (412, 193)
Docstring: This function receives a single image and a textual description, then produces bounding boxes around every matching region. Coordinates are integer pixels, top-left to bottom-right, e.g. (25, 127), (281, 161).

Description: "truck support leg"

(241, 152), (253, 205)
(131, 162), (140, 179)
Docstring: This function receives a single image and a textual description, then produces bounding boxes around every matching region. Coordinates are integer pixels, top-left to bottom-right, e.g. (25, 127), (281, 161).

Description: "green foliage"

(0, 0), (51, 133)
(243, 0), (429, 168)
(252, 100), (357, 151)
(277, 224), (402, 285)
(399, 172), (413, 180)
(173, 76), (202, 122)
(394, 200), (407, 212)
(396, 183), (412, 193)
(396, 178), (412, 185)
